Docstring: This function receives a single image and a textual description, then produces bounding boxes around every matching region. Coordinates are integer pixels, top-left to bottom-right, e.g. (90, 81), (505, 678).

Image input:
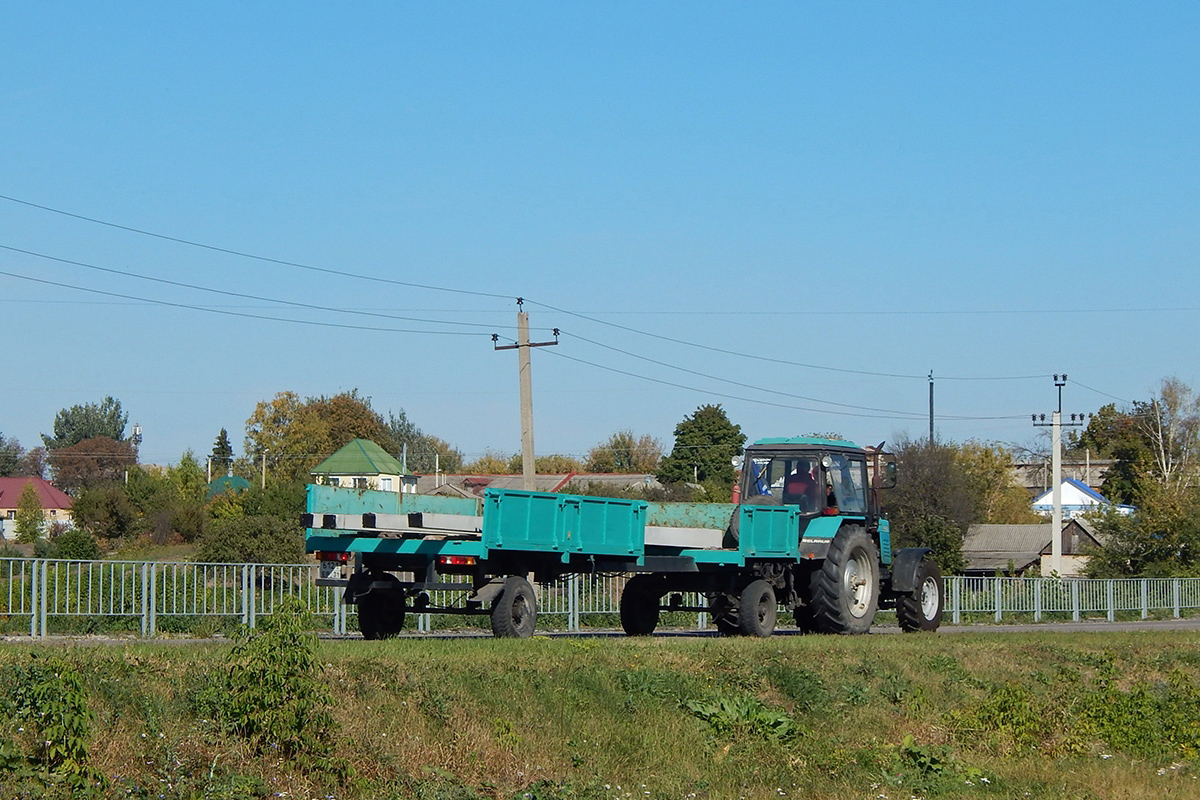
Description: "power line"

(563, 329), (928, 418)
(0, 268), (486, 337)
(0, 192), (512, 300)
(0, 242), (540, 333)
(1068, 378), (1131, 405)
(542, 346), (1026, 422)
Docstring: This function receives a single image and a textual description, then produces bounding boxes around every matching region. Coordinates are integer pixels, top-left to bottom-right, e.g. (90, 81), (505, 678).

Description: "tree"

(0, 433), (24, 477)
(1144, 377), (1200, 494)
(244, 390), (402, 483)
(167, 451), (207, 505)
(462, 450), (516, 474)
(14, 481), (44, 543)
(210, 428), (234, 476)
(585, 430), (663, 473)
(657, 404), (745, 490)
(41, 396), (128, 450)
(413, 435), (464, 474)
(385, 410), (464, 473)
(505, 453), (583, 474)
(19, 447), (48, 479)
(957, 442), (1042, 524)
(71, 486), (138, 541)
(882, 438), (973, 569)
(1085, 487), (1200, 578)
(47, 436), (136, 495)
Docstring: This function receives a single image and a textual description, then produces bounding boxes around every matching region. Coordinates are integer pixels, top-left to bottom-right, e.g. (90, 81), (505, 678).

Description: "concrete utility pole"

(493, 299), (559, 490)
(1033, 375), (1086, 576)
(928, 371), (935, 444)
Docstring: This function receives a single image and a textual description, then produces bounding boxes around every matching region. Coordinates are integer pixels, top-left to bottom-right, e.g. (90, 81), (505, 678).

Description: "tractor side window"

(825, 455), (867, 513)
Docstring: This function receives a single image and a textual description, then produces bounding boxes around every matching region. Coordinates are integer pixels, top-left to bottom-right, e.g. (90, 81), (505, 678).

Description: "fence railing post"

(241, 566), (249, 627)
(140, 562), (149, 636)
(248, 566), (257, 630)
(951, 576), (960, 625)
(568, 573), (579, 632)
(40, 560), (48, 638)
(1034, 578), (1042, 623)
(29, 559), (39, 638)
(149, 563), (157, 637)
(1174, 578), (1182, 619)
(1107, 580), (1115, 623)
(1141, 579), (1149, 620)
(994, 578), (1003, 623)
(1072, 580), (1080, 622)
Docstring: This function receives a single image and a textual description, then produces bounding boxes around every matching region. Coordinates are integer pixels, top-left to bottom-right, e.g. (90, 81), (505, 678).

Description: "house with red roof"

(0, 477), (73, 539)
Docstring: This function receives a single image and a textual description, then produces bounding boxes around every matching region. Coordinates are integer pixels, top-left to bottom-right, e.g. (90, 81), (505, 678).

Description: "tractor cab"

(738, 437), (896, 523)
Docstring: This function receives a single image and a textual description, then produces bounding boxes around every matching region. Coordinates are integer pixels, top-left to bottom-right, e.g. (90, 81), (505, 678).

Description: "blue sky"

(2, 2), (1198, 467)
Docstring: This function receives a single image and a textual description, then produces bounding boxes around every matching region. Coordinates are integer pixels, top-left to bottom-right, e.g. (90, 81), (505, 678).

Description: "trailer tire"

(490, 576), (537, 639)
(738, 579), (777, 637)
(810, 525), (879, 634)
(356, 576), (406, 640)
(620, 575), (661, 636)
(896, 557), (943, 632)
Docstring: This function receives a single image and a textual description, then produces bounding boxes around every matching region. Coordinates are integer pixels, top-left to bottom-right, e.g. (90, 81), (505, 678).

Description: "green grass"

(1, 631), (1199, 798)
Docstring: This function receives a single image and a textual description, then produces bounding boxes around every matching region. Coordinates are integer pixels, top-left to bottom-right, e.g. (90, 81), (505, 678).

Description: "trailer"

(304, 436), (944, 638)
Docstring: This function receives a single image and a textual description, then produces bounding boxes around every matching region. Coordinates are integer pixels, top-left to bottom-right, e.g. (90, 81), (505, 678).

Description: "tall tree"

(48, 436), (136, 494)
(1144, 377), (1200, 494)
(657, 404), (745, 490)
(244, 390), (401, 483)
(0, 433), (23, 477)
(19, 447), (48, 479)
(14, 481), (44, 543)
(210, 428), (234, 476)
(586, 430), (663, 473)
(41, 396), (128, 450)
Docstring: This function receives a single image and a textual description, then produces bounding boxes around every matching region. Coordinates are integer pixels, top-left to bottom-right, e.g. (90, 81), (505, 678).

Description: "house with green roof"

(310, 439), (416, 493)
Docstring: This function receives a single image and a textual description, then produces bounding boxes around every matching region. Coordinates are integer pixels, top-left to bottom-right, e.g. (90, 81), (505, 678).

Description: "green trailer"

(304, 437), (943, 638)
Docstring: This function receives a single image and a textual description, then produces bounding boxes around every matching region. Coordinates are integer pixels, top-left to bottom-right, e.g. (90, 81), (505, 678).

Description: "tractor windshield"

(745, 455), (823, 514)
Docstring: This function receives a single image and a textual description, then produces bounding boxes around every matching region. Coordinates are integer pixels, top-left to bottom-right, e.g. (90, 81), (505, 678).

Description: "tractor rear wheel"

(810, 525), (879, 634)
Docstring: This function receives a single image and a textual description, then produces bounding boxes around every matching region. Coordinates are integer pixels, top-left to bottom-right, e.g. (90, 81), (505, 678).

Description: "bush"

(47, 528), (103, 560)
(197, 514), (306, 564)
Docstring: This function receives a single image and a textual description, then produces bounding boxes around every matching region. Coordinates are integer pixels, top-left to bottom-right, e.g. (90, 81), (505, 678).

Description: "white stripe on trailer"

(645, 526), (724, 549)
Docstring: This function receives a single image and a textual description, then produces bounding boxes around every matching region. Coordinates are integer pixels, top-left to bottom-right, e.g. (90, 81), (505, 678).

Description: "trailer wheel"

(356, 576), (406, 640)
(738, 579), (777, 637)
(810, 525), (879, 634)
(896, 557), (943, 632)
(490, 576), (537, 638)
(620, 575), (661, 636)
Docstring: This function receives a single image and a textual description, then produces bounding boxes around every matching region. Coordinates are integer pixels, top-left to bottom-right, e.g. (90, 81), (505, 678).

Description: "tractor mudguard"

(889, 548), (933, 593)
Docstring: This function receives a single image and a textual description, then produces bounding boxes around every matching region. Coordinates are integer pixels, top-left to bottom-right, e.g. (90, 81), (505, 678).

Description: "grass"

(1, 631), (1199, 799)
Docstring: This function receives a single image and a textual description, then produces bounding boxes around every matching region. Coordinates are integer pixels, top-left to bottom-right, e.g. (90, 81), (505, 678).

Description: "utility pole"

(261, 449), (268, 490)
(928, 371), (935, 444)
(1032, 374), (1086, 576)
(493, 299), (559, 490)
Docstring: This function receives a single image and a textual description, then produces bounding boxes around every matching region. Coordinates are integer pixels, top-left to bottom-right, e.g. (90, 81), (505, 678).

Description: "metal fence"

(1, 558), (1198, 638)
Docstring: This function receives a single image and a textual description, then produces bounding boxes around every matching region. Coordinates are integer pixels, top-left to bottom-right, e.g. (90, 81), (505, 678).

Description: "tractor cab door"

(820, 453), (869, 517)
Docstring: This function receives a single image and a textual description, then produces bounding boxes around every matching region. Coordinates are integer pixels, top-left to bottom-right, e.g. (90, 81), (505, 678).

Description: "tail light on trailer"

(315, 551), (350, 562)
(437, 555), (477, 567)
